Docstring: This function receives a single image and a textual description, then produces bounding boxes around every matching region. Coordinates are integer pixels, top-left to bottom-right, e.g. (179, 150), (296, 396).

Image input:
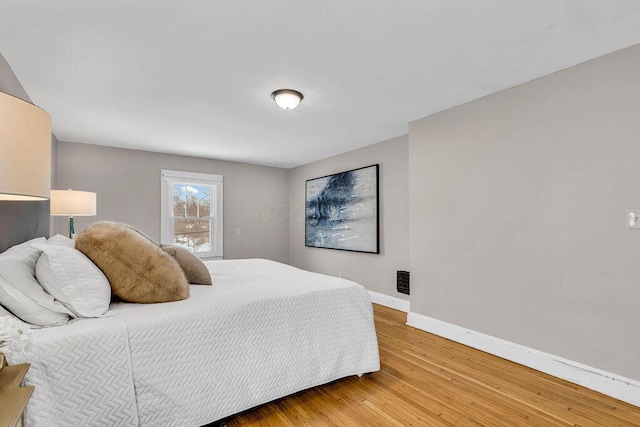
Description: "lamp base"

(68, 216), (75, 239)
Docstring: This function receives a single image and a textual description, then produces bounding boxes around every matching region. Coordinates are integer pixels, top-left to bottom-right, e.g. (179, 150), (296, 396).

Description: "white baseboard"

(368, 290), (410, 313)
(406, 311), (640, 407)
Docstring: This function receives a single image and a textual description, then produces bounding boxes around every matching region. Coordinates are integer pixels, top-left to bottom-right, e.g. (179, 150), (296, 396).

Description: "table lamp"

(0, 92), (51, 201)
(50, 189), (97, 238)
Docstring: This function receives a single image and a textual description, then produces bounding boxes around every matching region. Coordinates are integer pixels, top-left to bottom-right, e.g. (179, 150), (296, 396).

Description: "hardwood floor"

(220, 304), (640, 426)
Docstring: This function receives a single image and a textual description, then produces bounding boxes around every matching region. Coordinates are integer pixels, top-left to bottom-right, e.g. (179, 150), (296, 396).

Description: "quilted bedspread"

(8, 259), (380, 426)
(7, 315), (139, 426)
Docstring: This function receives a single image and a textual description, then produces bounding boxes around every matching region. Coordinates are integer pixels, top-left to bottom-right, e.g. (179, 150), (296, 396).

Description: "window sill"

(197, 255), (223, 261)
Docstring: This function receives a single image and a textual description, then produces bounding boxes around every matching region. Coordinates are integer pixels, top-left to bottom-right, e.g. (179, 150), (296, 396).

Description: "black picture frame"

(305, 164), (379, 254)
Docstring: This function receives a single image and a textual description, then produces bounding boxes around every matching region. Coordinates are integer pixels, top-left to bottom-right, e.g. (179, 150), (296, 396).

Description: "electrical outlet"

(627, 210), (640, 229)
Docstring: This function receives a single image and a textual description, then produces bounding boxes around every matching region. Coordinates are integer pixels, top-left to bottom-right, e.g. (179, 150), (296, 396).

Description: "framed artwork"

(305, 164), (379, 254)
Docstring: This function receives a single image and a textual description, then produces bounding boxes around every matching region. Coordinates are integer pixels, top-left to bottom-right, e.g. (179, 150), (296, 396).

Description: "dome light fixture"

(271, 89), (304, 110)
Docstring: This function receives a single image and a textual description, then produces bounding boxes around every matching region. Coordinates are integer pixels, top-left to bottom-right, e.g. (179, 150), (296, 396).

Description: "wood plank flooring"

(219, 304), (640, 426)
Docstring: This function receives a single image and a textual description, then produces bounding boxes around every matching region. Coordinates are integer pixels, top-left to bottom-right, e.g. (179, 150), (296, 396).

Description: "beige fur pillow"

(160, 245), (212, 285)
(75, 222), (189, 303)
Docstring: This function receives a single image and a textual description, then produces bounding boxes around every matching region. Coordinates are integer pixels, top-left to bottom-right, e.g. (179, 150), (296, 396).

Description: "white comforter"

(9, 259), (380, 426)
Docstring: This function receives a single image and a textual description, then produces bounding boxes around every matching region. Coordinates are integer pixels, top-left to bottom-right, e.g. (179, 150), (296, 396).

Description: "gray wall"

(0, 53), (31, 102)
(55, 141), (290, 263)
(289, 135), (410, 298)
(409, 44), (640, 380)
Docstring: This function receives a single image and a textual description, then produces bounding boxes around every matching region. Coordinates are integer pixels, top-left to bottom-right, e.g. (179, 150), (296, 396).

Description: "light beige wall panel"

(55, 142), (290, 263)
(409, 44), (640, 380)
(289, 135), (410, 299)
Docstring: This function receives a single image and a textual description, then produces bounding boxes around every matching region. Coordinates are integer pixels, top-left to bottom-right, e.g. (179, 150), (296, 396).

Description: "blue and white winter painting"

(305, 165), (378, 253)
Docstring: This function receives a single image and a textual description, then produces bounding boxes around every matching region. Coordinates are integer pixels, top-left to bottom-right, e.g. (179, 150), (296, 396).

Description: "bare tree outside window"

(162, 170), (223, 259)
(171, 183), (213, 252)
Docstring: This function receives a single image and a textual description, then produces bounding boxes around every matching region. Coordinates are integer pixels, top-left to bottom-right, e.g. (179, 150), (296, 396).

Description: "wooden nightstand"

(0, 353), (34, 427)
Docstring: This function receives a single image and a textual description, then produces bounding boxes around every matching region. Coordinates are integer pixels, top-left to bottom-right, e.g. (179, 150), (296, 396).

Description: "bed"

(5, 258), (380, 426)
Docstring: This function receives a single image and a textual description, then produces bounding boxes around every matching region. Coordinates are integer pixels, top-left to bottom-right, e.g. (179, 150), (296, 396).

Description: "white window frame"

(161, 169), (223, 259)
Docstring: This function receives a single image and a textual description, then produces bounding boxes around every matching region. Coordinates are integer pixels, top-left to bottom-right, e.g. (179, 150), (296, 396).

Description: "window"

(161, 169), (223, 259)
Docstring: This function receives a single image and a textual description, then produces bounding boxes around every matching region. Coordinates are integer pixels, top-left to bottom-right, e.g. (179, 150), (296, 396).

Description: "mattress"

(8, 259), (380, 426)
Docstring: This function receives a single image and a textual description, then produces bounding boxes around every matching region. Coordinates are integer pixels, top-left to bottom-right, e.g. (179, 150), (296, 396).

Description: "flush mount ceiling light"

(271, 89), (304, 110)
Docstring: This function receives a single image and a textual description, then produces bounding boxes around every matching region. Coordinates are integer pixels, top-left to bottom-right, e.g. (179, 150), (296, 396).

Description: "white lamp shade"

(272, 89), (303, 110)
(50, 190), (97, 216)
(0, 92), (52, 201)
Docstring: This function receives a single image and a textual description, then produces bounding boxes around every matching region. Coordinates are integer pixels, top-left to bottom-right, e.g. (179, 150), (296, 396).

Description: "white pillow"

(0, 238), (73, 326)
(32, 243), (111, 317)
(47, 234), (75, 248)
(3, 237), (46, 258)
(0, 304), (15, 318)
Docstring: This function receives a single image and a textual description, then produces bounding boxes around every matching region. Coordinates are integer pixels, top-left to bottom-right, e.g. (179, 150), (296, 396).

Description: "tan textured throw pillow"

(160, 244), (212, 285)
(75, 222), (189, 303)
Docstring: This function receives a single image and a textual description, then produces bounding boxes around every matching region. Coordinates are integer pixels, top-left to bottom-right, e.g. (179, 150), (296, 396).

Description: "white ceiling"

(1, 1), (640, 168)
